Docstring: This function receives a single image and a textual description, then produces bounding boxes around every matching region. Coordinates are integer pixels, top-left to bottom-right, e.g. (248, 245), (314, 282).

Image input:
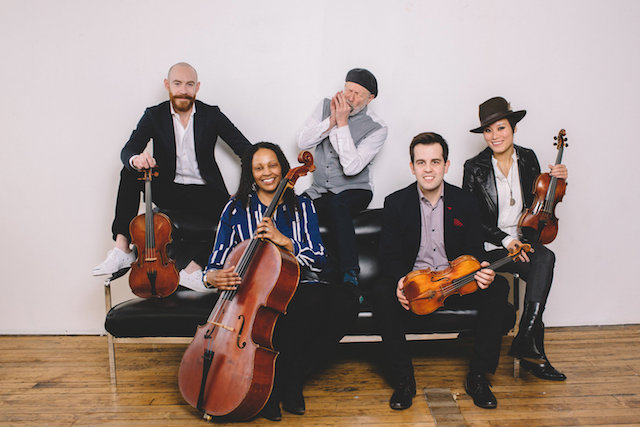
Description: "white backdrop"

(1, 0), (638, 334)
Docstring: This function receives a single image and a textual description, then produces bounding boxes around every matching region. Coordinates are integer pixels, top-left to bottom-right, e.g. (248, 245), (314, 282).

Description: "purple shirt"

(412, 185), (449, 271)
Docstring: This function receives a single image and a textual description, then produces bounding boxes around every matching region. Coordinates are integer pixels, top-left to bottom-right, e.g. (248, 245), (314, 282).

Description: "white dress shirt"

(171, 102), (205, 185)
(485, 151), (523, 251)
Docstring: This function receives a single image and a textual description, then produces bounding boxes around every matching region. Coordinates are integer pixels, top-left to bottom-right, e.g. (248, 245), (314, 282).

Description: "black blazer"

(120, 100), (251, 196)
(462, 145), (540, 246)
(379, 181), (486, 284)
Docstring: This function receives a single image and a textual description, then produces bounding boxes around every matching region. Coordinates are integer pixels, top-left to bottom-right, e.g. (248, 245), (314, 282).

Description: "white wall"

(1, 0), (638, 333)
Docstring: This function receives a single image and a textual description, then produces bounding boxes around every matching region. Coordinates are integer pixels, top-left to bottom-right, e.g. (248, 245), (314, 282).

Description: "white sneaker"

(92, 248), (136, 276)
(179, 269), (213, 292)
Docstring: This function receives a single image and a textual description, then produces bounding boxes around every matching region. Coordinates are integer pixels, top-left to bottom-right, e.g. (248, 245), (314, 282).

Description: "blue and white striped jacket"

(206, 192), (326, 275)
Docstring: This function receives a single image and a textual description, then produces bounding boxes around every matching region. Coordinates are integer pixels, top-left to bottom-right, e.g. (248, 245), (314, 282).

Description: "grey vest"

(306, 98), (383, 199)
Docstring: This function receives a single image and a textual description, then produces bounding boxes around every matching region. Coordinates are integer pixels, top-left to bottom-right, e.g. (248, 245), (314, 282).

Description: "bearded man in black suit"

(372, 132), (510, 410)
(93, 62), (251, 290)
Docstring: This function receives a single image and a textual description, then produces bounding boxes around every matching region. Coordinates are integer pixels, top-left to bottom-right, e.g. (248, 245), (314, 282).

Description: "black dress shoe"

(464, 373), (497, 409)
(282, 386), (305, 415)
(389, 378), (416, 410)
(521, 359), (567, 381)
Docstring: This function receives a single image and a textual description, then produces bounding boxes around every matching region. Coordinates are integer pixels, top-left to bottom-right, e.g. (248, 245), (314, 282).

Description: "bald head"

(167, 62), (198, 82)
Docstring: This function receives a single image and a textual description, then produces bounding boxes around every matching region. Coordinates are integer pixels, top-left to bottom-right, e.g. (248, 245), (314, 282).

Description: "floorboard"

(1, 325), (639, 426)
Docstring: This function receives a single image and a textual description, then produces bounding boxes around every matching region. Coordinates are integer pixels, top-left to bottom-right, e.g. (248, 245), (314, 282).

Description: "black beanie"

(345, 68), (378, 97)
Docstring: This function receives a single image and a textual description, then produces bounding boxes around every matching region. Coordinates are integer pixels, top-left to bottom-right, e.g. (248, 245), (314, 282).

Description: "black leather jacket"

(462, 145), (540, 246)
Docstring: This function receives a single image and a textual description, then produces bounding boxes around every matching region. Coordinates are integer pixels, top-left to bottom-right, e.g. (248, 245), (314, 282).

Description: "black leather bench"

(104, 209), (518, 384)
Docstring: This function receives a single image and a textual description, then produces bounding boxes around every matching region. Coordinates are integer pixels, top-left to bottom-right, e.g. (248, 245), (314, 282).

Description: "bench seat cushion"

(105, 288), (514, 338)
(105, 287), (218, 338)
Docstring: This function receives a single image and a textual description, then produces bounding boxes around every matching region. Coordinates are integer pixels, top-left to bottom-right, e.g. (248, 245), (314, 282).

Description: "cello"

(518, 129), (568, 244)
(403, 244), (532, 315)
(128, 168), (179, 298)
(178, 151), (315, 421)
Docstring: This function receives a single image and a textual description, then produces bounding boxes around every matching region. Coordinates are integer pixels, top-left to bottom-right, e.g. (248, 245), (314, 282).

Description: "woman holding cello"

(463, 97), (567, 381)
(203, 142), (356, 421)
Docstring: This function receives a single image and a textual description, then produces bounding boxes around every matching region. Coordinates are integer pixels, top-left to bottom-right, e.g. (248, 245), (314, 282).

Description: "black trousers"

(486, 242), (555, 306)
(310, 189), (372, 277)
(271, 281), (360, 393)
(372, 275), (510, 386)
(110, 166), (228, 269)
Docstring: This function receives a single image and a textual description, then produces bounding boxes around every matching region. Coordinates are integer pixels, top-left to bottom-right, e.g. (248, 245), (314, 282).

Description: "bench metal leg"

(104, 277), (117, 386)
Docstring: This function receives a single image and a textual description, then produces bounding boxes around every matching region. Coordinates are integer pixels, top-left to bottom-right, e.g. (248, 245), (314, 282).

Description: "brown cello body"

(129, 169), (179, 298)
(178, 239), (299, 419)
(517, 129), (568, 245)
(177, 151), (315, 421)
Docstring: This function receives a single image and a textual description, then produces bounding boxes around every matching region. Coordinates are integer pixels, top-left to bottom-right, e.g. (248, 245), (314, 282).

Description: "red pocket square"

(453, 218), (464, 227)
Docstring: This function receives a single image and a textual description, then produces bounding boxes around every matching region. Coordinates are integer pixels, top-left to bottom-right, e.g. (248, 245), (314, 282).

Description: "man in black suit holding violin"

(92, 62), (251, 290)
(372, 132), (510, 410)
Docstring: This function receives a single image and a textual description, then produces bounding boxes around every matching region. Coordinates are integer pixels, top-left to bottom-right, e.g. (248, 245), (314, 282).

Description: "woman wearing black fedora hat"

(462, 97), (567, 381)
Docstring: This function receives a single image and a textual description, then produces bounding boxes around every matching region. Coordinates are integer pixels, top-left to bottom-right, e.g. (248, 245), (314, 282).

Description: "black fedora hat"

(470, 97), (526, 133)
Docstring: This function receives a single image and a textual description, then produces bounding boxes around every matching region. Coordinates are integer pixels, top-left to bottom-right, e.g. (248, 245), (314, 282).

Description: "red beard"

(170, 94), (195, 112)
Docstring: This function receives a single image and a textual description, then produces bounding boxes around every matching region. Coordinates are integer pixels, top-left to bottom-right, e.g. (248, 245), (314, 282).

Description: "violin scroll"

(507, 243), (533, 261)
(137, 167), (159, 181)
(284, 151), (315, 187)
(554, 129), (567, 149)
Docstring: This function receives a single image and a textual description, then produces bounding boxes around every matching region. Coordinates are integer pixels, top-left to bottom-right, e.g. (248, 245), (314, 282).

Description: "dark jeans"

(272, 281), (360, 389)
(310, 189), (372, 277)
(486, 242), (555, 306)
(110, 166), (228, 269)
(372, 275), (510, 386)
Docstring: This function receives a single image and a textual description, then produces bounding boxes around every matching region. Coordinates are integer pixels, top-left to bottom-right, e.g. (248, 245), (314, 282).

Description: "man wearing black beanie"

(297, 67), (387, 302)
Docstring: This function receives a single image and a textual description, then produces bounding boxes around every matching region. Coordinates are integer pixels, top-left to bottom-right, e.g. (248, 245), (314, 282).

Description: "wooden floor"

(1, 325), (640, 426)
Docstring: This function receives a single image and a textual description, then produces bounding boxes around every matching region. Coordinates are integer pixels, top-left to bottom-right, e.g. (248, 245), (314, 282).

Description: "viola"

(128, 168), (179, 298)
(518, 129), (568, 244)
(403, 244), (532, 315)
(178, 151), (315, 421)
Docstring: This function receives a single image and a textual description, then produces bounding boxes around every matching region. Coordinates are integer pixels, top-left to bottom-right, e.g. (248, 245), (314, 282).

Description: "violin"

(518, 129), (568, 244)
(128, 168), (179, 298)
(178, 151), (315, 421)
(403, 244), (532, 315)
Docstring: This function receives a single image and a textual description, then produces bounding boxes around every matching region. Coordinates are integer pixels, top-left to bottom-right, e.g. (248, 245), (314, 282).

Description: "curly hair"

(236, 142), (298, 214)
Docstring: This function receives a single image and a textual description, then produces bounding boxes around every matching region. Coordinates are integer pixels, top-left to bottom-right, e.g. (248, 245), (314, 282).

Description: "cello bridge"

(207, 321), (235, 332)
